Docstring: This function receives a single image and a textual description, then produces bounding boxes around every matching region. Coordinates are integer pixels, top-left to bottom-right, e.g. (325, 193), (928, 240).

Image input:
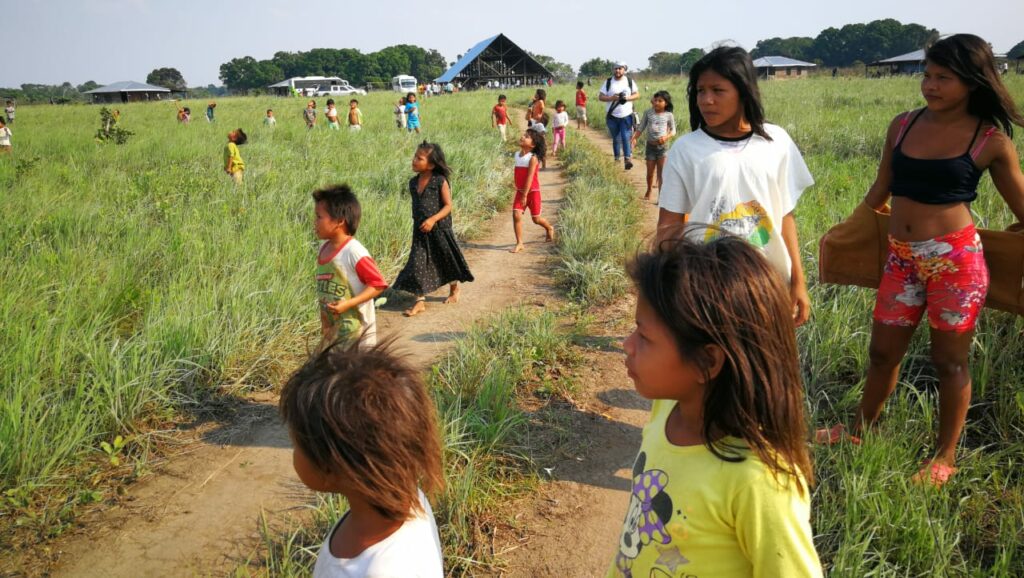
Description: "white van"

(392, 75), (417, 93)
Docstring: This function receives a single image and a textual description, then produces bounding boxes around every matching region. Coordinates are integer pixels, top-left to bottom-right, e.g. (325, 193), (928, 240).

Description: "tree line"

(218, 45), (447, 92)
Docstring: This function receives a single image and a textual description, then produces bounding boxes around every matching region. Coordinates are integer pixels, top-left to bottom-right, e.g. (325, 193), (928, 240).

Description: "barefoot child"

(491, 94), (510, 141)
(279, 340), (444, 578)
(631, 90), (676, 201)
(326, 99), (340, 130)
(405, 93), (421, 134)
(551, 100), (569, 156)
(393, 142), (474, 317)
(510, 129), (555, 253)
(224, 128), (247, 184)
(575, 81), (588, 129)
(609, 235), (821, 578)
(823, 34), (1024, 487)
(313, 185), (389, 349)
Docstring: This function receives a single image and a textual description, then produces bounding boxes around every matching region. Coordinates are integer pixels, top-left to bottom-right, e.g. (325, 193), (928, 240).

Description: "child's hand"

(326, 299), (351, 315)
(419, 218), (436, 233)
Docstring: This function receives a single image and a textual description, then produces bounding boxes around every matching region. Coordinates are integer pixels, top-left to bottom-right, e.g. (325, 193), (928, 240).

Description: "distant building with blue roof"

(752, 56), (816, 79)
(436, 34), (553, 88)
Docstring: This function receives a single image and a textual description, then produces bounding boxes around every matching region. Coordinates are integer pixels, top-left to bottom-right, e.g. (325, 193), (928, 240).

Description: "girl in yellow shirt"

(609, 235), (822, 578)
(224, 128), (247, 184)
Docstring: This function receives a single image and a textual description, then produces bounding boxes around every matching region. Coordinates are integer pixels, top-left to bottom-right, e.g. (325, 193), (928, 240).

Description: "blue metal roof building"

(435, 33), (552, 87)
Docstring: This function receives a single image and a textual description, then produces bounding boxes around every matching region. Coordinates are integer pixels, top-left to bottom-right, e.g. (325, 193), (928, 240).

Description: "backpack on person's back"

(604, 76), (638, 124)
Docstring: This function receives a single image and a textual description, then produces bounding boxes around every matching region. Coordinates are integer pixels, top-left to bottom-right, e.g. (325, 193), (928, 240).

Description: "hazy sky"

(6, 0), (1022, 87)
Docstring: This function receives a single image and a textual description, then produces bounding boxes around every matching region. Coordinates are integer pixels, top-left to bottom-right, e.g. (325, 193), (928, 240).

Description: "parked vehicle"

(391, 75), (418, 93)
(314, 81), (366, 97)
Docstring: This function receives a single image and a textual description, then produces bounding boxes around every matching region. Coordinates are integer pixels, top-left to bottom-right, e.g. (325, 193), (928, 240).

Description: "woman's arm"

(420, 179), (453, 232)
(781, 212), (810, 327)
(986, 132), (1024, 224)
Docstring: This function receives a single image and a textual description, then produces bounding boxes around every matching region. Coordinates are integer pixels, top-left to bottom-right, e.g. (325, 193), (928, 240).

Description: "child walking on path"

(575, 81), (588, 129)
(656, 46), (814, 327)
(608, 235), (821, 578)
(631, 90), (677, 200)
(510, 129), (555, 253)
(279, 340), (444, 578)
(492, 94), (510, 141)
(550, 100), (569, 155)
(823, 34), (1024, 487)
(405, 93), (421, 134)
(224, 128), (247, 184)
(313, 185), (389, 350)
(393, 142), (473, 317)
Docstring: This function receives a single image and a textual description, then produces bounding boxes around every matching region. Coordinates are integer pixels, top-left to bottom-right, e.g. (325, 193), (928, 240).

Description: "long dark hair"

(416, 141), (452, 178)
(652, 90), (674, 113)
(926, 34), (1024, 138)
(687, 46), (770, 140)
(627, 234), (813, 493)
(525, 128), (546, 163)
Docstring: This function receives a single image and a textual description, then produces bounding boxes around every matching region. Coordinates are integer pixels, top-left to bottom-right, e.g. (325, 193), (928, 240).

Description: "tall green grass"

(0, 90), (517, 543)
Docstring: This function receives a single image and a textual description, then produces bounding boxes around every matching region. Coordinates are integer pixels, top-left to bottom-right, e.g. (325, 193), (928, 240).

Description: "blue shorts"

(407, 116), (420, 130)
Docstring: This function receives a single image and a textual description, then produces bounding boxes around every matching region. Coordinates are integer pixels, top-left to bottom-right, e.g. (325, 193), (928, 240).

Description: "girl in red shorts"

(510, 128), (555, 253)
(826, 35), (1024, 487)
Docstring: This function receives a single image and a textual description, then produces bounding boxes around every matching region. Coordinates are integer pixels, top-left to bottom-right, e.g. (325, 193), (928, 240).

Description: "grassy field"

(3, 76), (1024, 576)
(0, 88), (538, 546)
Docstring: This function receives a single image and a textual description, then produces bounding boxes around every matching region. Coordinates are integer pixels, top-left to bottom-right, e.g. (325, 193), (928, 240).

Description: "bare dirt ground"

(31, 115), (569, 578)
(492, 120), (661, 577)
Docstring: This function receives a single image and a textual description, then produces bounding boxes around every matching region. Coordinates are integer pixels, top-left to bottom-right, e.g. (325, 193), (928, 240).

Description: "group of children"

(393, 92), (421, 133)
(278, 33), (1024, 578)
(303, 98), (364, 130)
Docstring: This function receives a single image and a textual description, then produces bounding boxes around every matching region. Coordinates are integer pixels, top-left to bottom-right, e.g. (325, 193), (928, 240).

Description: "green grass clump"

(555, 138), (644, 304)
(242, 307), (576, 576)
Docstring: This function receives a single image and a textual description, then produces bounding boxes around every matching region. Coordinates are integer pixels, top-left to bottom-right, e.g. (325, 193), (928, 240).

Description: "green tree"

(679, 48), (706, 73)
(146, 67), (187, 91)
(751, 37), (814, 61)
(579, 58), (617, 78)
(77, 80), (101, 93)
(647, 52), (683, 75)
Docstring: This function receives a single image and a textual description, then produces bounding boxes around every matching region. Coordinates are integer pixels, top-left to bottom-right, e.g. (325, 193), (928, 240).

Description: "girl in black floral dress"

(393, 142), (474, 317)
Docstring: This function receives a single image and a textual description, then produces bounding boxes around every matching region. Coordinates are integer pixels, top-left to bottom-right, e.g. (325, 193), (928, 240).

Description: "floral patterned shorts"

(873, 224), (988, 333)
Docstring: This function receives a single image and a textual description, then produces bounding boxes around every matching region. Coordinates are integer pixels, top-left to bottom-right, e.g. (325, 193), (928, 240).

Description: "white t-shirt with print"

(658, 123), (813, 282)
(599, 76), (637, 118)
(312, 491), (444, 578)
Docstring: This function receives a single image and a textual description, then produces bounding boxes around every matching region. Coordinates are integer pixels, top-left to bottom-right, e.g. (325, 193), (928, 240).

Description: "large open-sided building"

(435, 34), (552, 88)
(85, 81), (171, 103)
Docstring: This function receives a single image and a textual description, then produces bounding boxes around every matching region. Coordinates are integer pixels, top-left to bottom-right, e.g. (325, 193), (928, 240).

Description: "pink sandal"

(813, 424), (861, 446)
(912, 461), (957, 488)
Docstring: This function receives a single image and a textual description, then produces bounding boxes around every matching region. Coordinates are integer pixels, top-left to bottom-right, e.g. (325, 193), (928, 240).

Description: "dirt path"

(494, 122), (661, 577)
(44, 115), (567, 578)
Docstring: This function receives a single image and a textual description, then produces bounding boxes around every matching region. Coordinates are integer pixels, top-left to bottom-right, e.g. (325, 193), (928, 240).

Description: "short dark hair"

(688, 46), (770, 140)
(312, 184), (362, 234)
(326, 98), (335, 106)
(576, 81), (584, 89)
(350, 99), (358, 105)
(554, 99), (565, 108)
(234, 128), (248, 145)
(266, 108), (273, 113)
(498, 94), (507, 101)
(406, 91), (416, 99)
(279, 339), (444, 519)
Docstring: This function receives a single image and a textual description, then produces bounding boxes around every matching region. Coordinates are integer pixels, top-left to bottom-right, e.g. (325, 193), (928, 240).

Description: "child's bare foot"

(510, 244), (525, 253)
(545, 228), (555, 243)
(444, 285), (460, 304)
(403, 299), (426, 317)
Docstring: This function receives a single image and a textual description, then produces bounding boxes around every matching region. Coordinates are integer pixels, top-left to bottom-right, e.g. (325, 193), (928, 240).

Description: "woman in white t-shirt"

(657, 46), (814, 326)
